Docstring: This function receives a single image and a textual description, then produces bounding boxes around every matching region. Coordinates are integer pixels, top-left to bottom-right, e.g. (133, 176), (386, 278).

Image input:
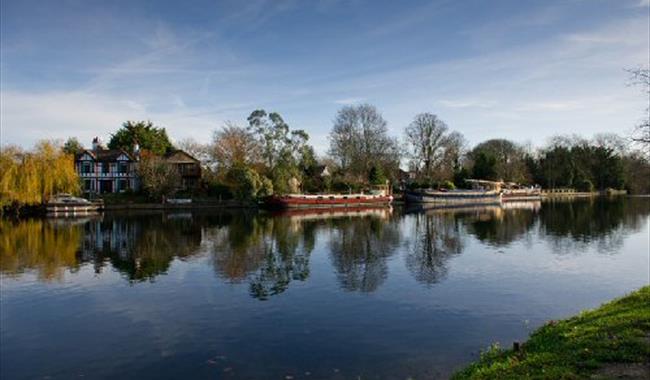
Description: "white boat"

(46, 194), (103, 215)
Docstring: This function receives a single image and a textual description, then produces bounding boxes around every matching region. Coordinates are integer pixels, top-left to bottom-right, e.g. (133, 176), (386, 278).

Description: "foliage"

(225, 166), (273, 201)
(576, 179), (594, 193)
(532, 139), (626, 191)
(1, 141), (80, 211)
(62, 137), (84, 155)
(246, 110), (314, 193)
(211, 122), (262, 170)
(469, 139), (530, 183)
(453, 286), (650, 379)
(453, 165), (471, 189)
(440, 180), (456, 190)
(108, 120), (173, 155)
(136, 153), (181, 201)
(368, 165), (387, 185)
(472, 152), (498, 181)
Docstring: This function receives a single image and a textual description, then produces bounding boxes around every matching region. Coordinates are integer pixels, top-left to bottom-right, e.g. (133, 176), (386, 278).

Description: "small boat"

(404, 188), (502, 206)
(46, 194), (103, 216)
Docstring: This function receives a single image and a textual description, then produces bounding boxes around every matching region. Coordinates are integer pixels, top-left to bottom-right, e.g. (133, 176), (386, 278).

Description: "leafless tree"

(404, 113), (466, 181)
(627, 67), (650, 147)
(328, 104), (400, 181)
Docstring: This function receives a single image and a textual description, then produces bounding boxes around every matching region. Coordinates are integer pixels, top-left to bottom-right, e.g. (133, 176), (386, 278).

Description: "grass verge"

(453, 286), (650, 379)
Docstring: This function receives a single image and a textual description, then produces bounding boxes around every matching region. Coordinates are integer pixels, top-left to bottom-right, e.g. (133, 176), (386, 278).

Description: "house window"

(102, 163), (110, 174)
(84, 180), (92, 191)
(118, 162), (128, 174)
(118, 179), (128, 191)
(82, 162), (93, 174)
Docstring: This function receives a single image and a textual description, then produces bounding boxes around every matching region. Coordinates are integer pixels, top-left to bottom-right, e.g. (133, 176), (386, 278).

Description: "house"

(164, 150), (201, 189)
(75, 138), (139, 194)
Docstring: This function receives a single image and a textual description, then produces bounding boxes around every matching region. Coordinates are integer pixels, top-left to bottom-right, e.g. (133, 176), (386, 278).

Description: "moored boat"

(46, 194), (103, 216)
(404, 189), (502, 205)
(264, 192), (393, 209)
(501, 188), (542, 201)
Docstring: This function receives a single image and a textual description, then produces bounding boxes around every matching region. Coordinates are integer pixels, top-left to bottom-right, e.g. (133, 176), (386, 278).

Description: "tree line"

(2, 66), (648, 209)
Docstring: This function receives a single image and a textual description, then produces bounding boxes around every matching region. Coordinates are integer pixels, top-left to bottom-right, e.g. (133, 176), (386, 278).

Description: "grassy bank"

(453, 286), (650, 379)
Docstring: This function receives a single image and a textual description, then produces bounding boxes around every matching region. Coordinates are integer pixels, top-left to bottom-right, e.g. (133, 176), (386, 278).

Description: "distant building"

(163, 150), (202, 189)
(75, 137), (139, 194)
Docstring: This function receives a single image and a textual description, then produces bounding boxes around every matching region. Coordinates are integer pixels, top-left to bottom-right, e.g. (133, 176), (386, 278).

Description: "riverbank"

(453, 286), (650, 379)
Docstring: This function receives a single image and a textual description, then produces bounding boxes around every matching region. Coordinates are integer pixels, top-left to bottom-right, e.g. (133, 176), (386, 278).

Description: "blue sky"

(1, 0), (648, 153)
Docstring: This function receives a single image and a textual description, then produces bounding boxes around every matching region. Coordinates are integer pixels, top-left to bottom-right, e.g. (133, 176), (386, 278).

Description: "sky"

(1, 0), (649, 154)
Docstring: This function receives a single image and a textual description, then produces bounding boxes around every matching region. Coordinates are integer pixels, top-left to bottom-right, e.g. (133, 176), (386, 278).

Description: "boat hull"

(45, 203), (103, 216)
(404, 190), (502, 206)
(264, 194), (393, 209)
(502, 189), (542, 202)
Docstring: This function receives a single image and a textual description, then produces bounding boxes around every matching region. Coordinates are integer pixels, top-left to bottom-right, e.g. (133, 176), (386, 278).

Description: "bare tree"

(627, 67), (650, 146)
(404, 113), (465, 181)
(177, 138), (211, 166)
(328, 104), (399, 181)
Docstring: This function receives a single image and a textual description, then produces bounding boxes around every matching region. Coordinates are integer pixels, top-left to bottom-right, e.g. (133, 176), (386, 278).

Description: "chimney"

(92, 137), (102, 151)
(133, 139), (140, 160)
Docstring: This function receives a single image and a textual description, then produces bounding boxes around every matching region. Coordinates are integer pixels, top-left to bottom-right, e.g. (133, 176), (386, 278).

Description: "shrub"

(440, 180), (456, 190)
(576, 179), (594, 192)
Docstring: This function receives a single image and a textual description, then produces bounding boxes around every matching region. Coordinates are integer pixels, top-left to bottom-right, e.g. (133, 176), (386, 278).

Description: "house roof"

(164, 149), (200, 163)
(76, 149), (134, 162)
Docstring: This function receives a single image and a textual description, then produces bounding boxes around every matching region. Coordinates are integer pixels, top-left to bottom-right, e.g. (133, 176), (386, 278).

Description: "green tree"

(246, 110), (314, 193)
(226, 166), (273, 201)
(368, 165), (386, 185)
(108, 121), (173, 155)
(62, 137), (84, 155)
(470, 139), (530, 183)
(472, 152), (498, 180)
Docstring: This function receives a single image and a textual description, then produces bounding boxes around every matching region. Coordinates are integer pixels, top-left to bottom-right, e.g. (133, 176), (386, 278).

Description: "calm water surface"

(1, 198), (649, 379)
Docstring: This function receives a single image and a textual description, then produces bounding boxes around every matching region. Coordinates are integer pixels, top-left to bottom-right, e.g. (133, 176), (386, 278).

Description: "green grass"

(453, 286), (650, 379)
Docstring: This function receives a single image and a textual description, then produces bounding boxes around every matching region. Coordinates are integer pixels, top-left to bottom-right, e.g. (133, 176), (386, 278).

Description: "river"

(1, 197), (648, 379)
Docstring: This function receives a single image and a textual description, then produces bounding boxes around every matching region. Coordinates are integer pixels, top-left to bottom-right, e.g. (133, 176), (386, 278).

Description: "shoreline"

(452, 286), (650, 379)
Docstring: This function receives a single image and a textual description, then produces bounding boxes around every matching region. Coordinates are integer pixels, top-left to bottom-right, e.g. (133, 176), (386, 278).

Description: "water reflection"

(0, 218), (82, 281)
(539, 198), (650, 254)
(328, 211), (401, 292)
(1, 198), (649, 290)
(405, 212), (464, 285)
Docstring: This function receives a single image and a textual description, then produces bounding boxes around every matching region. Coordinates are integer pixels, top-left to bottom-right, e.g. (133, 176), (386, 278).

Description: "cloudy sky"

(1, 0), (648, 153)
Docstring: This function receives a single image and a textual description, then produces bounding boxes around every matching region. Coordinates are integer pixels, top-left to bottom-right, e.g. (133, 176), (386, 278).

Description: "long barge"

(264, 192), (393, 209)
(404, 189), (502, 206)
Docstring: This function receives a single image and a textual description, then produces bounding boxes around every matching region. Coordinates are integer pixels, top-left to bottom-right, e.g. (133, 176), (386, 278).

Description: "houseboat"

(46, 194), (103, 216)
(405, 179), (502, 206)
(264, 184), (393, 209)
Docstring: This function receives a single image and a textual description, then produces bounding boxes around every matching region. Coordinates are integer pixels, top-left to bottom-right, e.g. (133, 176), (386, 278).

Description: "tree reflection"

(208, 213), (316, 300)
(405, 213), (464, 285)
(539, 197), (650, 254)
(0, 218), (82, 281)
(328, 215), (401, 292)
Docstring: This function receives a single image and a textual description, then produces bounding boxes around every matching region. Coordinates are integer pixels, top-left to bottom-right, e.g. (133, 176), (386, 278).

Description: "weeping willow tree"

(0, 141), (80, 211)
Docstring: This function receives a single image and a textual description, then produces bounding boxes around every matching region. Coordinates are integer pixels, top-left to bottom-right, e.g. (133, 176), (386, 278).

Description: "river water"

(1, 198), (648, 379)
